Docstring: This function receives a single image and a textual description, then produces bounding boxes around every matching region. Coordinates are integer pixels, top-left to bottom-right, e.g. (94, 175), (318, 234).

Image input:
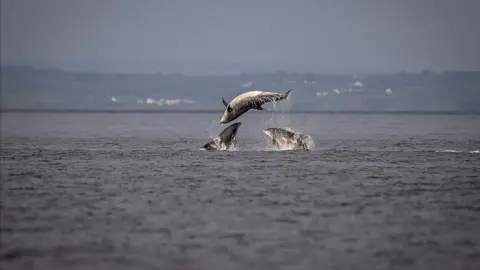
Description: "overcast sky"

(1, 0), (479, 74)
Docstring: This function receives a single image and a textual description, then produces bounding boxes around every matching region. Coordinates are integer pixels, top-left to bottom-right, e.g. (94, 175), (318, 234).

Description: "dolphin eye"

(227, 105), (232, 113)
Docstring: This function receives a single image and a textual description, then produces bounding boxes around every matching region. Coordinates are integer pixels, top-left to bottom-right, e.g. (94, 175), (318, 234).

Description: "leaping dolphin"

(219, 89), (292, 124)
(201, 122), (242, 150)
(263, 127), (312, 150)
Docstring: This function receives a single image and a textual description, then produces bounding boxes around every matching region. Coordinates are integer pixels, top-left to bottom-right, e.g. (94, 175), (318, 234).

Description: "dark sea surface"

(1, 112), (479, 270)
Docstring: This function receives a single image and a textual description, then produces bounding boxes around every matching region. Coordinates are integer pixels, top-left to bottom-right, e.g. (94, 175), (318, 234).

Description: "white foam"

(439, 149), (462, 153)
(304, 135), (316, 150)
(435, 149), (479, 154)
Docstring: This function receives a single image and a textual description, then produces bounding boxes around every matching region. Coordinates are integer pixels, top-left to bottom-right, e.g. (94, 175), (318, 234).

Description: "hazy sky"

(1, 0), (479, 74)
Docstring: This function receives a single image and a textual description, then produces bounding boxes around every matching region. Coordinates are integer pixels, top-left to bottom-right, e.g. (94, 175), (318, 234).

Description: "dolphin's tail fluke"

(285, 89), (292, 98)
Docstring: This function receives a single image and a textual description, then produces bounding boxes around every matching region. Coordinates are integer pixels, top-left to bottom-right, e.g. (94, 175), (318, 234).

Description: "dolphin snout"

(220, 115), (228, 124)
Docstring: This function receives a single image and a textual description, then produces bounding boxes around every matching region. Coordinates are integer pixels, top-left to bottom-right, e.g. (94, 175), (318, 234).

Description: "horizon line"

(1, 108), (479, 115)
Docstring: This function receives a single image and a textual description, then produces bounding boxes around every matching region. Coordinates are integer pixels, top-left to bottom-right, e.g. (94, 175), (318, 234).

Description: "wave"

(435, 149), (479, 154)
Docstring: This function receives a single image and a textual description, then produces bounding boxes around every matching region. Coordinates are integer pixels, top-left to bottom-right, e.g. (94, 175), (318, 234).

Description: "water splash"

(303, 135), (316, 150)
(264, 96), (293, 129)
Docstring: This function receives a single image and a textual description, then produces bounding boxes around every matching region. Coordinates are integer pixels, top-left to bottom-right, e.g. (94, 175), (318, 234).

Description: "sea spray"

(264, 94), (293, 129)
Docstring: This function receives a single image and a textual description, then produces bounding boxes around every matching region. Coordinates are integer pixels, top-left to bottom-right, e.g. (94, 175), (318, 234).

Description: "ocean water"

(1, 112), (479, 270)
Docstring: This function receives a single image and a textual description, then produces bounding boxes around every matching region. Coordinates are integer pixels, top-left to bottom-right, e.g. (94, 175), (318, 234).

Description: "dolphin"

(201, 122), (242, 150)
(263, 127), (312, 150)
(219, 89), (292, 124)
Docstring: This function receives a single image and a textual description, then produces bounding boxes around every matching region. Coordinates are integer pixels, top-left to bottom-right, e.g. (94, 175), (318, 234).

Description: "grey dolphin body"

(219, 89), (292, 124)
(263, 127), (311, 150)
(201, 122), (242, 150)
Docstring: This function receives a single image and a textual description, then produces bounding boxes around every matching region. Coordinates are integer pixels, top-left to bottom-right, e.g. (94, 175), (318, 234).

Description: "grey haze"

(1, 0), (480, 75)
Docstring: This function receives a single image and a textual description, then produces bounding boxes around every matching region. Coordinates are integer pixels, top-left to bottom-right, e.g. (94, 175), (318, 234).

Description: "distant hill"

(1, 66), (479, 112)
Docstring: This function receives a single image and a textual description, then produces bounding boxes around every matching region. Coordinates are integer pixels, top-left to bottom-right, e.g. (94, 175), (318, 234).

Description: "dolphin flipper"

(271, 138), (279, 148)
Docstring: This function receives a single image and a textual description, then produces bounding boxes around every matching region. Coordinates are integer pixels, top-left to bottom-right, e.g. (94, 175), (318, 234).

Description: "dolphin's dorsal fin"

(222, 97), (229, 107)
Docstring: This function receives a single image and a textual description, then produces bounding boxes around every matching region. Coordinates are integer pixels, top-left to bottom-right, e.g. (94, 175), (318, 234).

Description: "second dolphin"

(201, 122), (242, 151)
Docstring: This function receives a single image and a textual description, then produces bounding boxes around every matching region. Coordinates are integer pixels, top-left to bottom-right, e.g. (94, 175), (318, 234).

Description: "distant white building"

(353, 81), (363, 88)
(144, 97), (197, 106)
(241, 82), (252, 88)
(316, 92), (329, 97)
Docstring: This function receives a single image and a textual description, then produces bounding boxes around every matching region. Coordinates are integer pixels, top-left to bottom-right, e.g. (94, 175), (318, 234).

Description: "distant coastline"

(2, 65), (479, 113)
